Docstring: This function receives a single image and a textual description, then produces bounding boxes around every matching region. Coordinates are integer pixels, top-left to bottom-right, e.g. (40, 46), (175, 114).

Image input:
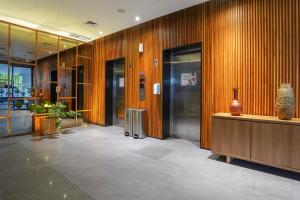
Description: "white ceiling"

(0, 0), (208, 42)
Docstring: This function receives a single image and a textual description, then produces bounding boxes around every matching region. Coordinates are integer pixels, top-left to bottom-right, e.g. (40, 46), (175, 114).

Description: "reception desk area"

(212, 113), (300, 173)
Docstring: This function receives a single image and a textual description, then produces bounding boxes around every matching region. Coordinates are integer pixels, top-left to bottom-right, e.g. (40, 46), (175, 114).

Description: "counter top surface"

(213, 112), (300, 125)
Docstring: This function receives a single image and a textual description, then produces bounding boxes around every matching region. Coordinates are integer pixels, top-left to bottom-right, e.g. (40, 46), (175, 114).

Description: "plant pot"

(32, 114), (47, 136)
(61, 118), (84, 129)
(40, 118), (58, 135)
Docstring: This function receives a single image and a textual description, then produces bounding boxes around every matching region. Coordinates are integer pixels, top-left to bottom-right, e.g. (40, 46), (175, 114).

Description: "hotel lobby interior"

(0, 0), (300, 199)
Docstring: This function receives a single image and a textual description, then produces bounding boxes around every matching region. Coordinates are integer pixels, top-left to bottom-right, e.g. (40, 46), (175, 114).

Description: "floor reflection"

(0, 139), (95, 200)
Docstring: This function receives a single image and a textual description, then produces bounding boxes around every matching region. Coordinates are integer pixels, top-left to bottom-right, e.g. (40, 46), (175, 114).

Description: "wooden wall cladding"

(90, 4), (210, 142)
(210, 0), (300, 119)
(90, 0), (300, 149)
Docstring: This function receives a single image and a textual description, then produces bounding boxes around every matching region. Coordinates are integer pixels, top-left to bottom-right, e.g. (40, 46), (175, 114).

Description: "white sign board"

(153, 83), (160, 95)
(119, 78), (125, 88)
(181, 72), (197, 86)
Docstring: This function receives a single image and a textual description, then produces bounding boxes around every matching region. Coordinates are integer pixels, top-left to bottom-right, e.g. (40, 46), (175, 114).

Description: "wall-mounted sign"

(119, 78), (124, 88)
(153, 83), (160, 95)
(139, 43), (144, 53)
(181, 72), (197, 86)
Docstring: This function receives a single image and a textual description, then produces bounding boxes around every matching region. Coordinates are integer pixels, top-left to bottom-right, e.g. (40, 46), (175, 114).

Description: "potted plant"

(61, 110), (82, 129)
(45, 102), (67, 132)
(14, 101), (23, 110)
(29, 103), (47, 135)
(29, 101), (83, 135)
(29, 101), (61, 135)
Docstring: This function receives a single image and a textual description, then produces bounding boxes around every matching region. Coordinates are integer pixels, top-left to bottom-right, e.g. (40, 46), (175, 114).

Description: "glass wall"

(0, 20), (92, 137)
(0, 22), (9, 136)
(10, 25), (36, 135)
(36, 32), (58, 104)
(76, 43), (93, 120)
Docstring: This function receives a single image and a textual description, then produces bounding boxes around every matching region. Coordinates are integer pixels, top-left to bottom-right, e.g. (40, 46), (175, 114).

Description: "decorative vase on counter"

(276, 84), (295, 120)
(229, 88), (242, 116)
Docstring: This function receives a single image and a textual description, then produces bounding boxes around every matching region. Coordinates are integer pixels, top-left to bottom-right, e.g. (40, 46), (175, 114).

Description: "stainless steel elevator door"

(113, 60), (125, 127)
(170, 52), (201, 142)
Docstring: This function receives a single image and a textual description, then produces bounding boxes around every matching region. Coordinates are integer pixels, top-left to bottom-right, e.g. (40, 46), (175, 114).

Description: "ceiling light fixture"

(0, 15), (39, 29)
(63, 45), (67, 48)
(84, 20), (98, 28)
(135, 16), (140, 22)
(117, 8), (126, 13)
(56, 31), (70, 37)
(0, 15), (91, 42)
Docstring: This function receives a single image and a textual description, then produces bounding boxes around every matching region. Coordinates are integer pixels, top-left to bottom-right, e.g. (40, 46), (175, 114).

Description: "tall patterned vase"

(276, 84), (295, 120)
(229, 88), (242, 116)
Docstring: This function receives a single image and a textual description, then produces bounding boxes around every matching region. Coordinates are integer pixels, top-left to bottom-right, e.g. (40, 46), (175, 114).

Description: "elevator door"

(112, 60), (125, 127)
(170, 51), (201, 142)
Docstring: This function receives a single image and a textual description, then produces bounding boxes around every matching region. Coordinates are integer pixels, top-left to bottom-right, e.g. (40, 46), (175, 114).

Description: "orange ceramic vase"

(229, 88), (242, 116)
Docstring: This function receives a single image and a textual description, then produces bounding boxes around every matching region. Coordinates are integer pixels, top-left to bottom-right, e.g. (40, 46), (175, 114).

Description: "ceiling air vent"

(69, 33), (92, 42)
(84, 20), (97, 27)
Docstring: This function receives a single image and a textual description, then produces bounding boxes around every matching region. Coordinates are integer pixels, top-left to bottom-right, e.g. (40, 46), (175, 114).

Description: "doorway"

(105, 58), (125, 127)
(50, 70), (57, 103)
(71, 65), (84, 110)
(163, 43), (202, 143)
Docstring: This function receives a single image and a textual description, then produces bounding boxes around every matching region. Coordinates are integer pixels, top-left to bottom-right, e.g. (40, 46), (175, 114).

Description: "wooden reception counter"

(212, 113), (300, 173)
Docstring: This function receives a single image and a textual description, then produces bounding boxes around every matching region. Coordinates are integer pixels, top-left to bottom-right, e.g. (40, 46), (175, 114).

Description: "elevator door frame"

(162, 43), (202, 144)
(105, 57), (125, 126)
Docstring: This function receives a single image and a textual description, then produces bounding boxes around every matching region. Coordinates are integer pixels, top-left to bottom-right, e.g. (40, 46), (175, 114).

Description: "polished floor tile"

(0, 125), (300, 200)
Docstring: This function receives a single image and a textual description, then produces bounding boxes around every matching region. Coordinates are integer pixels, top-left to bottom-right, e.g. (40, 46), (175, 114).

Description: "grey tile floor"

(0, 125), (300, 200)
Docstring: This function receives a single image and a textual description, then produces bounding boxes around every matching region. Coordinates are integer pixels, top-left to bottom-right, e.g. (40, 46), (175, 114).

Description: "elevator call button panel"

(140, 72), (145, 100)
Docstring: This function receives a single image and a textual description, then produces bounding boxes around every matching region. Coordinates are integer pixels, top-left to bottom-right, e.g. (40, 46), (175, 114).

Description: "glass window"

(12, 66), (32, 97)
(0, 64), (33, 98)
(0, 63), (9, 99)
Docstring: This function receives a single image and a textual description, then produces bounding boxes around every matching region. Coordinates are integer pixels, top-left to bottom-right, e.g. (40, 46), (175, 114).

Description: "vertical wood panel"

(90, 0), (300, 149)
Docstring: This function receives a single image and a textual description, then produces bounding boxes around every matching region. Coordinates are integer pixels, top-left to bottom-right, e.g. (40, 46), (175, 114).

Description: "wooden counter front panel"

(226, 119), (251, 159)
(290, 125), (300, 169)
(212, 118), (228, 154)
(252, 122), (300, 169)
(212, 118), (251, 159)
(251, 122), (286, 167)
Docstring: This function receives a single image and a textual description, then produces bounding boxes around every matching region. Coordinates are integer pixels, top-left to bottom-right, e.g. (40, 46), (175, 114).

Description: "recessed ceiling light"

(135, 16), (140, 22)
(63, 45), (67, 48)
(49, 51), (52, 54)
(99, 31), (103, 35)
(117, 8), (126, 13)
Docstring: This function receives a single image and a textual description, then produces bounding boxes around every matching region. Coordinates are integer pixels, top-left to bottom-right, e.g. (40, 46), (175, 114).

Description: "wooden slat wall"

(89, 0), (300, 149)
(89, 3), (211, 142)
(211, 0), (300, 119)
